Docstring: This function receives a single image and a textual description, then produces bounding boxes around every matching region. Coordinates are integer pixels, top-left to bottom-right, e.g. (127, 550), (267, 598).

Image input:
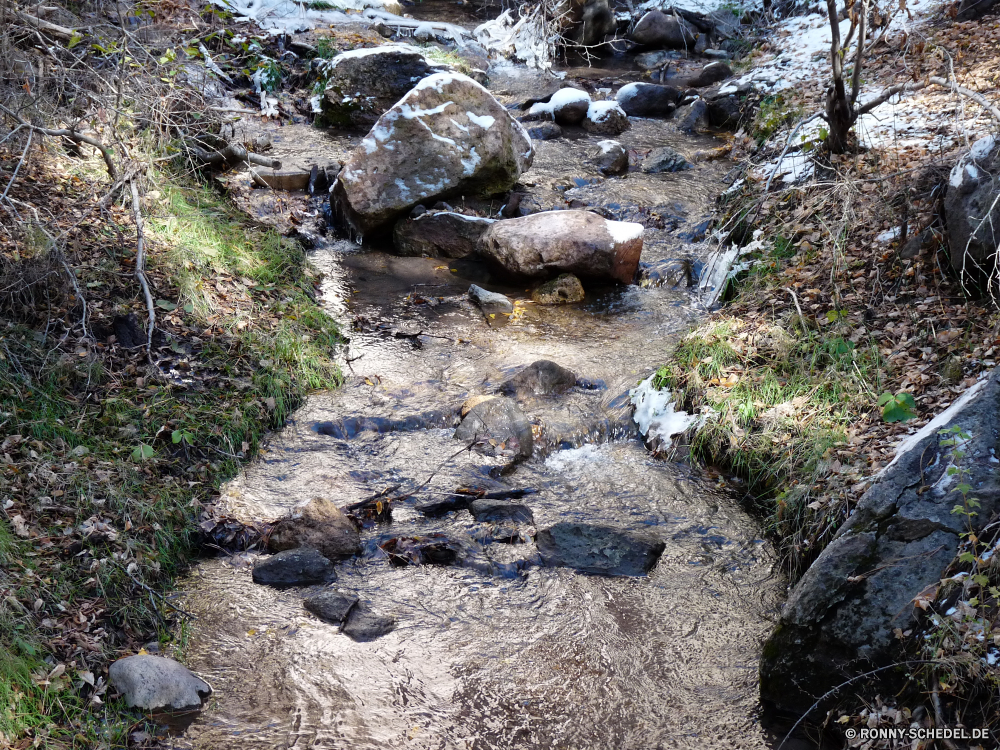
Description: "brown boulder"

(478, 210), (643, 284)
(268, 497), (362, 560)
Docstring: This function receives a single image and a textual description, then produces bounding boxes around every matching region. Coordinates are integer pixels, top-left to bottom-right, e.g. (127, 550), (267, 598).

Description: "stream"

(166, 16), (786, 749)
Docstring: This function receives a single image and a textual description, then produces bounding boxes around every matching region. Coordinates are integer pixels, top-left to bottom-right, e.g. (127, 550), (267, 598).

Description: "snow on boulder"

(478, 210), (643, 284)
(583, 101), (630, 135)
(527, 88), (592, 125)
(318, 45), (447, 130)
(334, 73), (534, 237)
(944, 134), (1000, 288)
(615, 82), (681, 118)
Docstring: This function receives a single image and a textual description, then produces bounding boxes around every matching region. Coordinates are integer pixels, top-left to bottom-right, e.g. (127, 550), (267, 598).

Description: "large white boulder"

(109, 655), (212, 711)
(477, 210), (644, 284)
(333, 73), (534, 237)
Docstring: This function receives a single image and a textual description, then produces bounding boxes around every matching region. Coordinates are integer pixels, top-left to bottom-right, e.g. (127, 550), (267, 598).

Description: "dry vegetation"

(0, 0), (344, 745)
(655, 6), (1000, 744)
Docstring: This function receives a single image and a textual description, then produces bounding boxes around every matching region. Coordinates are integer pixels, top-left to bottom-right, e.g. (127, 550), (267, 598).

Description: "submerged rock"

(760, 368), (1000, 716)
(268, 497), (362, 561)
(342, 604), (396, 641)
(334, 73), (533, 236)
(109, 655), (212, 712)
(590, 140), (628, 176)
(615, 82), (680, 118)
(304, 590), (358, 625)
(642, 146), (693, 173)
(583, 101), (630, 136)
(380, 534), (462, 566)
(478, 210), (644, 284)
(319, 45), (443, 130)
(630, 10), (697, 48)
(531, 273), (586, 304)
(468, 284), (514, 316)
(499, 360), (577, 397)
(253, 547), (337, 587)
(393, 211), (494, 258)
(536, 523), (666, 576)
(468, 499), (534, 524)
(454, 396), (534, 458)
(526, 121), (563, 140)
(527, 88), (591, 125)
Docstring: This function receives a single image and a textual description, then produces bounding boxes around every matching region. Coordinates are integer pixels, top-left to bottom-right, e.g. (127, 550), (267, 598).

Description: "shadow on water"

(166, 38), (787, 750)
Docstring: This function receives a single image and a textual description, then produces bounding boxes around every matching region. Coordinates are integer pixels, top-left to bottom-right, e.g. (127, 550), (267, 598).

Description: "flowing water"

(166, 34), (786, 750)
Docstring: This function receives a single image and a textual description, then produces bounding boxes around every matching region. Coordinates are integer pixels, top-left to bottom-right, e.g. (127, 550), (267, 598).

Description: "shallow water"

(168, 38), (783, 750)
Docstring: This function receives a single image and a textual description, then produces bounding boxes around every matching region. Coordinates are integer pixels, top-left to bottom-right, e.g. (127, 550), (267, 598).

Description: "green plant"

(877, 391), (917, 423)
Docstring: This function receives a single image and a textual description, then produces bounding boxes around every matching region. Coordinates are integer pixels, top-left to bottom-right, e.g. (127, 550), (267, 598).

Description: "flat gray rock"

(252, 547), (337, 587)
(536, 522), (665, 576)
(469, 499), (534, 524)
(304, 590), (358, 625)
(469, 284), (514, 315)
(342, 604), (396, 641)
(109, 655), (211, 711)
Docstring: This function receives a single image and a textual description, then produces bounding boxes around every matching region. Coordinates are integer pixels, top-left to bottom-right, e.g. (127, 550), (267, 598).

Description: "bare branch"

(854, 80), (928, 117)
(10, 7), (77, 41)
(849, 0), (869, 107)
(0, 103), (117, 179)
(128, 178), (156, 360)
(928, 75), (1000, 124)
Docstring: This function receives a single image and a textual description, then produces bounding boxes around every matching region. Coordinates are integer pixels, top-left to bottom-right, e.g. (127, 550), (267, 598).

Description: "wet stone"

(527, 122), (563, 140)
(531, 273), (586, 305)
(342, 604), (396, 642)
(468, 284), (514, 316)
(590, 140), (628, 176)
(642, 146), (693, 174)
(468, 499), (534, 524)
(252, 547), (337, 587)
(499, 360), (578, 397)
(535, 522), (666, 576)
(304, 590), (358, 625)
(454, 396), (534, 458)
(268, 497), (362, 561)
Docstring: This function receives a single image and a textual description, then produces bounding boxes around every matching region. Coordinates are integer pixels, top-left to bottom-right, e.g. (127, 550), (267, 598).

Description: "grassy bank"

(653, 80), (1000, 730)
(0, 152), (341, 745)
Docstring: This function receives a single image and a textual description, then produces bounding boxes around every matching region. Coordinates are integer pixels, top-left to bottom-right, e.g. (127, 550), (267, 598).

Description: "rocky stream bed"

(143, 6), (792, 748)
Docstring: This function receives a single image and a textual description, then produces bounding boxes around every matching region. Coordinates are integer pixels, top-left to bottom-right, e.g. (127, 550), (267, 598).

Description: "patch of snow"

(971, 134), (996, 161)
(587, 100), (625, 124)
(597, 139), (620, 153)
(528, 101), (554, 119)
(615, 83), (641, 106)
(475, 10), (553, 71)
(606, 220), (644, 244)
(876, 227), (902, 243)
(630, 377), (700, 447)
(466, 112), (495, 129)
(550, 88), (591, 109)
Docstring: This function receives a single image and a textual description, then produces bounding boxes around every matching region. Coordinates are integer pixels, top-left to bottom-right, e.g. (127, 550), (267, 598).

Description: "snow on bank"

(630, 377), (705, 448)
(744, 0), (963, 183)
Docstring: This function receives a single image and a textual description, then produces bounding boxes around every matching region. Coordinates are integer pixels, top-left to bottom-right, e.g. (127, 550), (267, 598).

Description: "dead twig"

(0, 103), (117, 179)
(127, 176), (155, 361)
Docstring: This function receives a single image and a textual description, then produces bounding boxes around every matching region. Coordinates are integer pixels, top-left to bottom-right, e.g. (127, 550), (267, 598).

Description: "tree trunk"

(825, 84), (853, 153)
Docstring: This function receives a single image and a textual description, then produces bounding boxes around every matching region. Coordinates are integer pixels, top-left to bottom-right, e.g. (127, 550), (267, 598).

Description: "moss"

(0, 170), (342, 744)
